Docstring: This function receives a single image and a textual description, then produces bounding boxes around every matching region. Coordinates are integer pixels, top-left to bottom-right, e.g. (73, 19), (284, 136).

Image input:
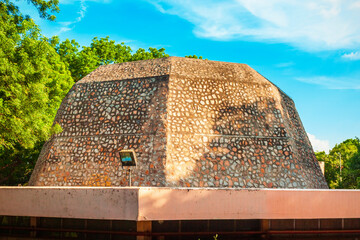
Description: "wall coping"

(1, 187), (359, 221)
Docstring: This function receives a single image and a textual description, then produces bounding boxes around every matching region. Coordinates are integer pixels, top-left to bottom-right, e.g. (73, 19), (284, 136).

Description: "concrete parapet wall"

(0, 187), (138, 220)
(1, 187), (359, 220)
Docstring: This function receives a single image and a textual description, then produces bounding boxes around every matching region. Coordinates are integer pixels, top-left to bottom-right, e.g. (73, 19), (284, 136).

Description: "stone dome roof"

(29, 57), (328, 189)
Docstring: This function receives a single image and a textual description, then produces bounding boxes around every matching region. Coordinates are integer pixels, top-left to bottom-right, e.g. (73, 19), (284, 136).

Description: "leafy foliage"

(24, 0), (59, 21)
(51, 36), (170, 82)
(316, 138), (360, 189)
(1, 0), (59, 21)
(185, 55), (203, 59)
(0, 2), (72, 150)
(0, 0), (72, 185)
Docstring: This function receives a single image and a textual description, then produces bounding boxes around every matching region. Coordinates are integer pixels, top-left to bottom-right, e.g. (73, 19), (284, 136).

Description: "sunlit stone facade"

(29, 57), (328, 188)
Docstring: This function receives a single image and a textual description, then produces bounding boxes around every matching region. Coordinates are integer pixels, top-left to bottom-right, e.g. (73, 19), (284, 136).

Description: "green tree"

(131, 47), (168, 61)
(1, 0), (59, 21)
(341, 138), (360, 188)
(0, 0), (72, 185)
(49, 36), (97, 82)
(316, 138), (360, 189)
(185, 55), (203, 59)
(90, 36), (132, 64)
(316, 151), (337, 188)
(52, 36), (170, 82)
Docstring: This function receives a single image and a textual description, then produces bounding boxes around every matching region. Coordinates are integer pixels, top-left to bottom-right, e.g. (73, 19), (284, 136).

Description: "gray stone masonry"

(29, 57), (328, 189)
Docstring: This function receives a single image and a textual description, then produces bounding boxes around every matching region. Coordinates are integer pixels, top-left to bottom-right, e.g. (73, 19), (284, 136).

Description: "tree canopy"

(0, 0), (72, 184)
(316, 138), (360, 189)
(50, 36), (170, 82)
(1, 0), (59, 21)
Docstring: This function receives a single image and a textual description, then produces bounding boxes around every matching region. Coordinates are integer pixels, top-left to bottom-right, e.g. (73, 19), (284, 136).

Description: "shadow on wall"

(164, 82), (326, 189)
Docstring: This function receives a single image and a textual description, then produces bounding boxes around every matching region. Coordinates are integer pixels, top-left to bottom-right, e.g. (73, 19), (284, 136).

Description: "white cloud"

(56, 0), (88, 34)
(55, 0), (111, 35)
(307, 133), (330, 153)
(77, 0), (87, 22)
(148, 0), (360, 51)
(295, 76), (360, 89)
(342, 52), (360, 61)
(275, 62), (294, 68)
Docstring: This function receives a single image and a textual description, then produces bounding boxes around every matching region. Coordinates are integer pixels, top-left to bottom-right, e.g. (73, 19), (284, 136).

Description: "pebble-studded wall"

(29, 57), (328, 188)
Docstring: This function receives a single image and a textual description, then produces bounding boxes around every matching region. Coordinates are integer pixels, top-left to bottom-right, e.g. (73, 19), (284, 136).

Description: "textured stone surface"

(29, 57), (328, 188)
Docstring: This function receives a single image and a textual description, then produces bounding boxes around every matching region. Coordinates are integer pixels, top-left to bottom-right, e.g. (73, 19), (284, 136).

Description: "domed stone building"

(29, 57), (328, 189)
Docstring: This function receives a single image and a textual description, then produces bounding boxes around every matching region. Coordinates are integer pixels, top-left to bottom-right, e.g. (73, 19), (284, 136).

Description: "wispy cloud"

(148, 0), (360, 51)
(275, 62), (294, 68)
(56, 0), (111, 35)
(342, 52), (360, 61)
(307, 133), (330, 153)
(56, 0), (88, 34)
(295, 76), (360, 89)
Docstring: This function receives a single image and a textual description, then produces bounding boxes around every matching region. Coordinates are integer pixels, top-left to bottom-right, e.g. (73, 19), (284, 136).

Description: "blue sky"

(19, 0), (360, 152)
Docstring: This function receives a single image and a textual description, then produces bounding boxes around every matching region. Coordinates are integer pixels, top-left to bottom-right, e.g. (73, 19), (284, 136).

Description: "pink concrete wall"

(138, 188), (360, 220)
(0, 187), (138, 220)
(0, 187), (359, 220)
